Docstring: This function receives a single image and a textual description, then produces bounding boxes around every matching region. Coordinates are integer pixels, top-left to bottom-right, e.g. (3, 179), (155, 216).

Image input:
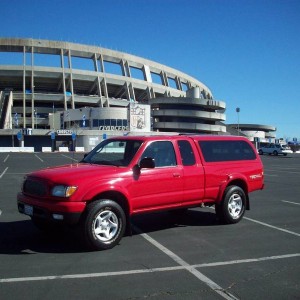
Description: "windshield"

(82, 139), (143, 167)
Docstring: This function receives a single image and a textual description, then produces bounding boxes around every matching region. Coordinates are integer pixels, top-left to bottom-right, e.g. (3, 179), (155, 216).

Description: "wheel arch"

(90, 191), (130, 218)
(220, 179), (250, 210)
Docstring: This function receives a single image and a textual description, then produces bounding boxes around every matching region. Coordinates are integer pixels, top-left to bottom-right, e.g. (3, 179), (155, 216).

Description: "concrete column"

(129, 83), (136, 102)
(101, 78), (109, 106)
(3, 92), (13, 129)
(143, 65), (152, 82)
(68, 51), (75, 109)
(99, 54), (109, 106)
(161, 71), (168, 86)
(31, 46), (35, 129)
(124, 61), (131, 77)
(124, 82), (130, 101)
(93, 53), (98, 72)
(60, 49), (67, 110)
(146, 87), (155, 100)
(175, 76), (182, 90)
(99, 54), (105, 73)
(22, 46), (26, 128)
(120, 60), (127, 76)
(94, 54), (103, 107)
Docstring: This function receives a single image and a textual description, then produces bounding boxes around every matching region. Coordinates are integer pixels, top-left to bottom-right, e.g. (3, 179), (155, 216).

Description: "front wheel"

(80, 199), (126, 251)
(216, 186), (246, 224)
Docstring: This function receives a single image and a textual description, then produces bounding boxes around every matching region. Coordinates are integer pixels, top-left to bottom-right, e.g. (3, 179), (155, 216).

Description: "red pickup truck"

(18, 135), (264, 250)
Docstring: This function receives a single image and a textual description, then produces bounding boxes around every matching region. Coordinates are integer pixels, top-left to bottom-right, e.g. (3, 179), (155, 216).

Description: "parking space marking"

(244, 217), (300, 237)
(3, 154), (9, 162)
(135, 227), (238, 300)
(0, 251), (299, 297)
(193, 253), (300, 268)
(281, 200), (300, 206)
(0, 167), (8, 179)
(60, 154), (79, 162)
(35, 154), (44, 162)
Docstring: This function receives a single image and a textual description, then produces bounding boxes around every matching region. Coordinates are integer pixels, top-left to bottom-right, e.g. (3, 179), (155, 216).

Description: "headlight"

(51, 185), (77, 197)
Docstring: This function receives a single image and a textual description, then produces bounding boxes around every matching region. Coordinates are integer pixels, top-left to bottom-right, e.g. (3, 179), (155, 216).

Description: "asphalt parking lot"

(0, 152), (299, 300)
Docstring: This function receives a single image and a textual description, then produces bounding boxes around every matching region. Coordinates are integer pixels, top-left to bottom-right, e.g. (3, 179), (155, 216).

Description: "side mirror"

(133, 158), (155, 176)
(139, 157), (155, 169)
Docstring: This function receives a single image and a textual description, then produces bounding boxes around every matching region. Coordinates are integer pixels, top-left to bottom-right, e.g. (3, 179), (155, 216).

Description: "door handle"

(173, 173), (181, 178)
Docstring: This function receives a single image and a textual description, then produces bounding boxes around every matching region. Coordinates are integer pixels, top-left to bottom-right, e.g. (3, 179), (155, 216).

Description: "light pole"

(236, 107), (240, 135)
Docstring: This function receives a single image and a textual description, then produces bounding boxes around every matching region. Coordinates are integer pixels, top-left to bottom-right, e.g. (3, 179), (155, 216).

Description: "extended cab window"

(178, 140), (196, 166)
(199, 140), (256, 162)
(140, 141), (177, 167)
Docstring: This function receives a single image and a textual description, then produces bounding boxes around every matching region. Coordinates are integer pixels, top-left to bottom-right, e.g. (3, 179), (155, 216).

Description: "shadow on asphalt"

(0, 209), (219, 254)
(0, 220), (87, 255)
(131, 209), (219, 234)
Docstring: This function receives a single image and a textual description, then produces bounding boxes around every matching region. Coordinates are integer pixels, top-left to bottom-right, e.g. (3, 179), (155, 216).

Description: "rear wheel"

(258, 149), (263, 155)
(80, 199), (126, 251)
(273, 150), (278, 156)
(216, 186), (246, 224)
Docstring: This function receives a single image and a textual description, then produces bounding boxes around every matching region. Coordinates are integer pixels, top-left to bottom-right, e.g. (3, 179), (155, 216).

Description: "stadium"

(0, 38), (275, 151)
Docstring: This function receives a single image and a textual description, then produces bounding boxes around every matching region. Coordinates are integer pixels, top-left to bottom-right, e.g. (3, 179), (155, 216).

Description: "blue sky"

(1, 0), (299, 139)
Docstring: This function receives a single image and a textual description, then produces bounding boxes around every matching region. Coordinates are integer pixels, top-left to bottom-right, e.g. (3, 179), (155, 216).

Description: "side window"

(178, 140), (196, 166)
(140, 141), (177, 167)
(199, 140), (256, 162)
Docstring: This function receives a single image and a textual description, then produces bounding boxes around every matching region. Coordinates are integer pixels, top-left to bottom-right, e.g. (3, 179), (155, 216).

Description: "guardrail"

(0, 147), (35, 152)
(0, 147), (86, 153)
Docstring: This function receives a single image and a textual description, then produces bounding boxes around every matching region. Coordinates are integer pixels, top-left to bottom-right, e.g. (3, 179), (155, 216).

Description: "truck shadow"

(131, 209), (219, 235)
(0, 209), (219, 255)
(0, 220), (86, 255)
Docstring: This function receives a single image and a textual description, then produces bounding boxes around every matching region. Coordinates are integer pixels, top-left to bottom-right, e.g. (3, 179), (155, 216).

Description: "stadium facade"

(0, 38), (275, 151)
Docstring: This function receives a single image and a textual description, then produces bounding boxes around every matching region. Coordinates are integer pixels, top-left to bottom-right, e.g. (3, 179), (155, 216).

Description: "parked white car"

(258, 144), (292, 156)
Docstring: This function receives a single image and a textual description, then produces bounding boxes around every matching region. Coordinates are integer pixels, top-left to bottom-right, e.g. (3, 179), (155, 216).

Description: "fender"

(78, 178), (132, 211)
(216, 173), (249, 204)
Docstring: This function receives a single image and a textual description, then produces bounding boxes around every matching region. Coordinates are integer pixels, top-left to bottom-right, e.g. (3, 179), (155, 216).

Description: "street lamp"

(236, 107), (240, 135)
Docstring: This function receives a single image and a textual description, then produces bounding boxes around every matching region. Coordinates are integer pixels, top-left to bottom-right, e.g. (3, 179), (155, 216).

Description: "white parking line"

(244, 217), (300, 237)
(0, 253), (299, 286)
(60, 154), (78, 162)
(0, 167), (8, 179)
(3, 154), (9, 162)
(282, 200), (300, 206)
(136, 227), (238, 300)
(35, 154), (44, 162)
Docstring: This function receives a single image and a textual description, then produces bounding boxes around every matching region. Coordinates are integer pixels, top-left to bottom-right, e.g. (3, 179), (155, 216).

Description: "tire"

(258, 150), (263, 155)
(216, 186), (246, 224)
(273, 151), (278, 156)
(81, 200), (126, 251)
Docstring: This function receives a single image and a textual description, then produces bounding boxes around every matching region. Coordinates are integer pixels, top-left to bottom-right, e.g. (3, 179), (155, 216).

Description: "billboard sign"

(129, 104), (150, 132)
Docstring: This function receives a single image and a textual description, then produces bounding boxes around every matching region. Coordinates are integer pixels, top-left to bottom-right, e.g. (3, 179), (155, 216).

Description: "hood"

(28, 163), (125, 185)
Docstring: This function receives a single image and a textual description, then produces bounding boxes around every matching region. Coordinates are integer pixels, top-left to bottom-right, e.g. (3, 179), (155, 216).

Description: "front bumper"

(17, 193), (86, 225)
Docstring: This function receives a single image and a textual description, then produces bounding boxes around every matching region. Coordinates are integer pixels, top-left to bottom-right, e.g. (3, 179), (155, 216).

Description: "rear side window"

(178, 140), (196, 166)
(198, 140), (256, 162)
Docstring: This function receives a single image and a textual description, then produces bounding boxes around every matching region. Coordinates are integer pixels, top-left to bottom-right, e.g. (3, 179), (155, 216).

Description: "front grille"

(23, 179), (47, 197)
